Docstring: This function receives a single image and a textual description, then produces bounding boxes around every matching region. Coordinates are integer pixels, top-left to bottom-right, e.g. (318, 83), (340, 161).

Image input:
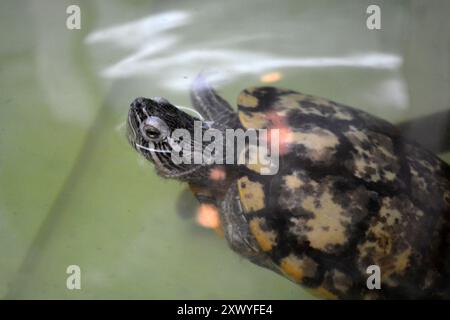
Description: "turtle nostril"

(131, 97), (146, 109)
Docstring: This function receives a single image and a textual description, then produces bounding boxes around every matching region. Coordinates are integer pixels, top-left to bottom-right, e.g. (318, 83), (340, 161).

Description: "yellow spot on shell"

(333, 111), (353, 121)
(329, 270), (352, 294)
(357, 195), (414, 282)
(239, 111), (268, 129)
(290, 128), (339, 162)
(277, 94), (306, 111)
(345, 125), (369, 142)
(368, 222), (393, 253)
(280, 254), (317, 283)
(237, 91), (259, 108)
(310, 97), (333, 107)
(384, 171), (396, 181)
(309, 287), (338, 300)
(286, 93), (308, 102)
(249, 217), (277, 252)
(390, 247), (411, 276)
(301, 192), (350, 251)
(283, 174), (304, 189)
(239, 144), (273, 175)
(238, 176), (265, 213)
(379, 202), (402, 226)
(280, 257), (304, 282)
(292, 130), (339, 150)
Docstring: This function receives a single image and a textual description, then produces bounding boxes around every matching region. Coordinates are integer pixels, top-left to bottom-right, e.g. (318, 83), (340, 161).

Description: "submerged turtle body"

(127, 75), (450, 299)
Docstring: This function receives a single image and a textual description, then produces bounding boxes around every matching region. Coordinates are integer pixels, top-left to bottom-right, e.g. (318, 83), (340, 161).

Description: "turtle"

(127, 74), (450, 299)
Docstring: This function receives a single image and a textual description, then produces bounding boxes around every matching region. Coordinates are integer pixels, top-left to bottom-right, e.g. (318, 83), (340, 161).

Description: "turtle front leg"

(190, 74), (239, 130)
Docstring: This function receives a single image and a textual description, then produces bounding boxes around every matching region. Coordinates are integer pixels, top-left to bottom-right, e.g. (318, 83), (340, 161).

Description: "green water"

(0, 0), (449, 299)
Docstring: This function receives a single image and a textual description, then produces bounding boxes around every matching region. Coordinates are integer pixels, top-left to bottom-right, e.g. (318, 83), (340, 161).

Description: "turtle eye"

(140, 116), (169, 142)
(143, 126), (161, 140)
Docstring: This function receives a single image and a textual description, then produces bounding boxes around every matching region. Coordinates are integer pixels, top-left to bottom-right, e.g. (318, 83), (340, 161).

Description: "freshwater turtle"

(127, 75), (450, 299)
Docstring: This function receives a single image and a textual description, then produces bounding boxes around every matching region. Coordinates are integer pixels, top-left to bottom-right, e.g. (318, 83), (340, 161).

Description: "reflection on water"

(86, 11), (190, 48)
(0, 0), (449, 299)
(85, 9), (407, 110)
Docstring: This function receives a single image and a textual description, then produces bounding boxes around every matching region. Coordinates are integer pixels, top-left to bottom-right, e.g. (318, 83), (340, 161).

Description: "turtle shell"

(228, 86), (450, 299)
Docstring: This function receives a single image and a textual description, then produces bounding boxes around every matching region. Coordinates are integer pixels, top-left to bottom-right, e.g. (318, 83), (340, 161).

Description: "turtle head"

(127, 96), (210, 181)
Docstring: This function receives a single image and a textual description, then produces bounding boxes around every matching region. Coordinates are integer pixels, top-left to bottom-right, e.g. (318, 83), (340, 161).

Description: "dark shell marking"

(221, 87), (450, 299)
